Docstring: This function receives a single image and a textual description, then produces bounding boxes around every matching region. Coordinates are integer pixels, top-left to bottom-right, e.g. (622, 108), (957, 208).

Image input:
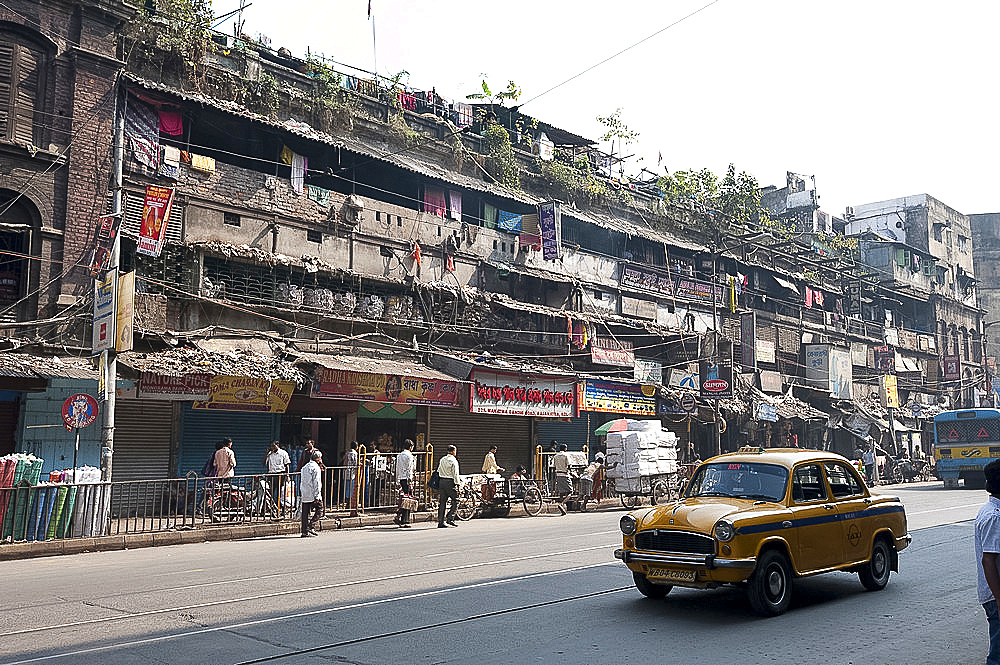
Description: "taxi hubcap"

(766, 567), (785, 599)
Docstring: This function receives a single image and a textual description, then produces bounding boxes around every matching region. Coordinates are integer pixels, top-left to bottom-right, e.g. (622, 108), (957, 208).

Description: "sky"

(211, 0), (1000, 219)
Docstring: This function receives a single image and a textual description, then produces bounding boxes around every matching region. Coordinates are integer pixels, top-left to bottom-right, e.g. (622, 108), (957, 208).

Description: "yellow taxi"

(614, 447), (910, 616)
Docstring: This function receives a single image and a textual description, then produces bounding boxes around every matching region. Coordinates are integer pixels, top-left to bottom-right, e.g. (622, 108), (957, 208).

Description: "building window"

(397, 215), (402, 227)
(0, 33), (47, 145)
(307, 229), (322, 243)
(223, 212), (241, 227)
(958, 235), (968, 252)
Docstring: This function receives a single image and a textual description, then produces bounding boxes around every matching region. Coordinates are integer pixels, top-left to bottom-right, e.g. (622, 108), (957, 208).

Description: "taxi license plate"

(646, 567), (696, 583)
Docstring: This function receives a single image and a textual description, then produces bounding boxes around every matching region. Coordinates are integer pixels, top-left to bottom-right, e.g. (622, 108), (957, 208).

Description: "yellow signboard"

(880, 374), (900, 409)
(192, 375), (295, 413)
(116, 271), (135, 352)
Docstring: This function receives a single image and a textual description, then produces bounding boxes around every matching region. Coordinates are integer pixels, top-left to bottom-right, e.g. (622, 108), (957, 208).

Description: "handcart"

(459, 473), (552, 518)
(601, 419), (682, 508)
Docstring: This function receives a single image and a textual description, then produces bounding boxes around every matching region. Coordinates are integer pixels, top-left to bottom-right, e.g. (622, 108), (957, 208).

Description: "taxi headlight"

(713, 520), (735, 542)
(620, 514), (638, 536)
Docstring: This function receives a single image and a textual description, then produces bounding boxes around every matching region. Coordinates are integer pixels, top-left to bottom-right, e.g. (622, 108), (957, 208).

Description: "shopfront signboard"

(591, 337), (635, 367)
(470, 369), (576, 417)
(139, 372), (212, 400)
(311, 368), (459, 407)
(579, 380), (657, 416)
(193, 375), (295, 413)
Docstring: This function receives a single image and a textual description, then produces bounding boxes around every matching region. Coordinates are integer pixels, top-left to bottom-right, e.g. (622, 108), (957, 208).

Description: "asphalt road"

(0, 481), (988, 665)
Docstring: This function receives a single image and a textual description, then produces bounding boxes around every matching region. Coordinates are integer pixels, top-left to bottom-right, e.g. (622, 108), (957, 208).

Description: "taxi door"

(788, 463), (844, 572)
(823, 461), (871, 565)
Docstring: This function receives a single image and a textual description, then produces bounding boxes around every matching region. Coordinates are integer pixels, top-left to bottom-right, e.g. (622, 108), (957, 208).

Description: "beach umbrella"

(594, 418), (630, 436)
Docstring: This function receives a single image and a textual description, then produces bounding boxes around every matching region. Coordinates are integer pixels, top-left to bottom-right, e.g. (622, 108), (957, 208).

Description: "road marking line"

(908, 503), (981, 515)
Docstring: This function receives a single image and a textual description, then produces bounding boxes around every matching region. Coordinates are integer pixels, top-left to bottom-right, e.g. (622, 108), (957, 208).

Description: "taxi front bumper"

(614, 548), (756, 570)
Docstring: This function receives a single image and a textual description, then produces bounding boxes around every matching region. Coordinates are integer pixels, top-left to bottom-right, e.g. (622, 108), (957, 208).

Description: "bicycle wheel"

(456, 487), (478, 521)
(523, 487), (543, 516)
(651, 481), (673, 506)
(621, 493), (641, 509)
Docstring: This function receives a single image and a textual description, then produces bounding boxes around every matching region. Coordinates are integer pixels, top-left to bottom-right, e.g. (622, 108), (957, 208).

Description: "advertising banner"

(192, 375), (295, 413)
(311, 368), (459, 407)
(874, 346), (895, 373)
(759, 369), (783, 393)
(591, 337), (635, 367)
(740, 312), (756, 371)
(633, 359), (663, 384)
(579, 380), (657, 415)
(88, 214), (123, 277)
(675, 278), (724, 305)
(539, 200), (562, 260)
(619, 264), (675, 297)
(880, 374), (900, 408)
(805, 344), (853, 398)
(92, 268), (117, 354)
(942, 355), (961, 381)
(115, 271), (135, 352)
(138, 372), (212, 400)
(470, 369), (576, 417)
(668, 367), (699, 390)
(699, 357), (733, 399)
(756, 339), (776, 364)
(756, 402), (778, 422)
(137, 185), (176, 258)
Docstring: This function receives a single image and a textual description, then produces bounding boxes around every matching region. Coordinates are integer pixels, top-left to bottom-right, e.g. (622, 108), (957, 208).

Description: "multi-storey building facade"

(0, 1), (985, 480)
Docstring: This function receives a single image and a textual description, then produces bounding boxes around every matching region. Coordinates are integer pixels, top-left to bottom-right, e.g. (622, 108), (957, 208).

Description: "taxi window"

(791, 464), (827, 503)
(824, 462), (864, 498)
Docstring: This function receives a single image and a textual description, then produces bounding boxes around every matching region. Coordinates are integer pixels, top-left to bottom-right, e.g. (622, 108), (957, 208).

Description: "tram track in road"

(0, 542), (619, 639)
(0, 565), (629, 665)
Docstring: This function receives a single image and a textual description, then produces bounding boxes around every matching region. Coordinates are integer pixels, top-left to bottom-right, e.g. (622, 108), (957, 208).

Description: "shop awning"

(296, 352), (463, 407)
(293, 352), (456, 382)
(775, 398), (829, 421)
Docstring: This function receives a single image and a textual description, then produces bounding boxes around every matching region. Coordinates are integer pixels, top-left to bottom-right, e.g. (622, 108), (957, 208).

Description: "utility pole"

(100, 89), (124, 483)
(711, 241), (722, 457)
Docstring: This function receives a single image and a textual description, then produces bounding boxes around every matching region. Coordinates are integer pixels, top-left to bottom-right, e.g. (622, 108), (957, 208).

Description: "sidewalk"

(0, 497), (623, 561)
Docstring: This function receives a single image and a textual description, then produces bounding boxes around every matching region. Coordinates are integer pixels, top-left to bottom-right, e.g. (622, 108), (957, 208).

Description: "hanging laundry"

(804, 287), (813, 308)
(728, 275), (737, 313)
(448, 190), (463, 221)
(291, 153), (307, 194)
(423, 188), (446, 217)
(572, 321), (587, 349)
(159, 145), (180, 180)
(397, 92), (417, 111)
(411, 241), (421, 269)
(813, 289), (825, 306)
(307, 184), (332, 207)
(190, 154), (216, 173)
(281, 145), (294, 165)
(483, 203), (498, 229)
(158, 109), (183, 136)
(497, 210), (522, 233)
(124, 94), (160, 171)
(445, 254), (455, 272)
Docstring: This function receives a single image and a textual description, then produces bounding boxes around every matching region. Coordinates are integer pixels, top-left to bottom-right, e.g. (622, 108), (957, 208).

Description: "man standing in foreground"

(214, 437), (236, 479)
(300, 450), (323, 537)
(437, 444), (460, 528)
(552, 443), (571, 516)
(976, 459), (1000, 665)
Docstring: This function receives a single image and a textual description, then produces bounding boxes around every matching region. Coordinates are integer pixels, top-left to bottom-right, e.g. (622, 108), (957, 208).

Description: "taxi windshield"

(685, 462), (789, 502)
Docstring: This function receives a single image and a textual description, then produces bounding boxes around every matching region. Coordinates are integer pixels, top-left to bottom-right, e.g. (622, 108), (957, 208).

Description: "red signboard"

(62, 393), (98, 432)
(137, 185), (175, 258)
(590, 337), (635, 367)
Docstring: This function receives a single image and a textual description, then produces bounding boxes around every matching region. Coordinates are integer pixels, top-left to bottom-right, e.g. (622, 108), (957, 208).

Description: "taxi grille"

(635, 529), (715, 555)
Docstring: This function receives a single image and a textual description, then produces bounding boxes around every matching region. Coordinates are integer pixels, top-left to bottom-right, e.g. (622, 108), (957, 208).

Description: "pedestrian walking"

(300, 450), (324, 537)
(395, 439), (415, 527)
(862, 444), (876, 485)
(263, 440), (290, 510)
(297, 439), (319, 471)
(552, 443), (572, 516)
(437, 444), (460, 528)
(976, 459), (1000, 665)
(214, 437), (236, 479)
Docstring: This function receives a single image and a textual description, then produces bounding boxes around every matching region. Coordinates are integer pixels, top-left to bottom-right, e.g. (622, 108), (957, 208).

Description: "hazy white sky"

(213, 0), (1000, 219)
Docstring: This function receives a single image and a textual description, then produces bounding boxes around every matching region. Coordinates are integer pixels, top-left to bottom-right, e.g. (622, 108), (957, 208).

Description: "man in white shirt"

(482, 445), (504, 474)
(263, 441), (291, 512)
(395, 439), (415, 527)
(437, 444), (460, 528)
(300, 450), (323, 537)
(552, 443), (572, 516)
(976, 459), (1000, 665)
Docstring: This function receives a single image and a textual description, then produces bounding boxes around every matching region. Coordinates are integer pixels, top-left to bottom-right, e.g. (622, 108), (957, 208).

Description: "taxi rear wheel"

(632, 571), (671, 599)
(859, 537), (892, 591)
(747, 550), (792, 616)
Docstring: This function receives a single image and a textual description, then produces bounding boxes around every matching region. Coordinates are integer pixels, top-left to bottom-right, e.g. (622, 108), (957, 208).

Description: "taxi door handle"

(864, 498), (873, 505)
(782, 521), (792, 528)
(823, 504), (835, 510)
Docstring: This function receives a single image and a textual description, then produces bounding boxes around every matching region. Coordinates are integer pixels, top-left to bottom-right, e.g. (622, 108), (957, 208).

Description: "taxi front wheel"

(748, 550), (792, 616)
(859, 537), (892, 591)
(632, 572), (671, 599)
